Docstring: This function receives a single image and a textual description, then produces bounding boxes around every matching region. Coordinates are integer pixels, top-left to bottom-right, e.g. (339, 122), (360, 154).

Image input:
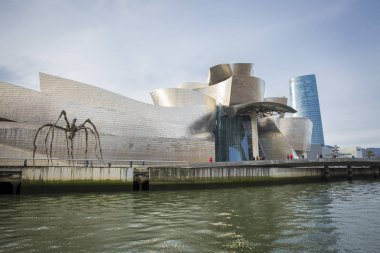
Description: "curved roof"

(150, 88), (215, 108)
(224, 101), (297, 118)
(208, 64), (233, 85)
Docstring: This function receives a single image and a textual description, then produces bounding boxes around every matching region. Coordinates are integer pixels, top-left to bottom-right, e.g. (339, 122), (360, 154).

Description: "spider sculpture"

(32, 110), (103, 163)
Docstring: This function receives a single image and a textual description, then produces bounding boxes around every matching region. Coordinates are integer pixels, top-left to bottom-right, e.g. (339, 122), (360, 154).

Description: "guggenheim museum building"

(0, 63), (313, 163)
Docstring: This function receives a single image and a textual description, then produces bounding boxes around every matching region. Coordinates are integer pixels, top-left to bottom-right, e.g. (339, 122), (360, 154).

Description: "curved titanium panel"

(176, 82), (208, 89)
(39, 73), (159, 112)
(150, 88), (215, 108)
(150, 88), (217, 136)
(258, 117), (296, 160)
(229, 76), (265, 105)
(278, 117), (313, 154)
(232, 63), (253, 76)
(197, 77), (232, 106)
(208, 64), (233, 85)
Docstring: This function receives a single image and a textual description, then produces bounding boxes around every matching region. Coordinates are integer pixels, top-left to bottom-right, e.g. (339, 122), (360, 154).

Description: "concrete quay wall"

(21, 166), (134, 182)
(1, 159), (380, 193)
(1, 166), (134, 193)
(149, 161), (380, 190)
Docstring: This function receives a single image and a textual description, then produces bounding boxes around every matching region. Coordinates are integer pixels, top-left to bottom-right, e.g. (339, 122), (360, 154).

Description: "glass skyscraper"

(289, 74), (325, 145)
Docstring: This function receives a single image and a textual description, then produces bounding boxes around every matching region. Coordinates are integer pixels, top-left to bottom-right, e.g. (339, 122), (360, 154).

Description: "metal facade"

(0, 74), (215, 163)
(0, 63), (314, 163)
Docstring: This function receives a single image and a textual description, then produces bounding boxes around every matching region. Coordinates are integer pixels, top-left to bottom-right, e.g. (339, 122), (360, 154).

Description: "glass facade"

(214, 106), (253, 162)
(289, 74), (325, 145)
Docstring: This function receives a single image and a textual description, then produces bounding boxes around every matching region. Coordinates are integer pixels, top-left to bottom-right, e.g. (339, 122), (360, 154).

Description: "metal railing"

(0, 157), (189, 167)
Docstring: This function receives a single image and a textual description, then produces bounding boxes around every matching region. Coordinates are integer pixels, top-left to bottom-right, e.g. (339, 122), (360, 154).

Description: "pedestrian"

(319, 154), (323, 159)
(208, 157), (213, 163)
(302, 154), (305, 159)
(24, 159), (27, 167)
(287, 155), (289, 160)
(290, 154), (293, 160)
(108, 162), (111, 168)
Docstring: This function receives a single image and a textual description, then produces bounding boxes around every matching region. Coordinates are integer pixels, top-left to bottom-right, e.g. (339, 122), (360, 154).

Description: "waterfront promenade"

(1, 159), (379, 194)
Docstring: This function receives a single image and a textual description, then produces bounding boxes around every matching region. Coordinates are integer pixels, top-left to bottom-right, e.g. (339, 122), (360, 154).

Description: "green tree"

(367, 150), (375, 159)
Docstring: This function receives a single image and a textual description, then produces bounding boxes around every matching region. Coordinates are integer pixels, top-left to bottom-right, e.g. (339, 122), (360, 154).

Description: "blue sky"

(0, 0), (379, 147)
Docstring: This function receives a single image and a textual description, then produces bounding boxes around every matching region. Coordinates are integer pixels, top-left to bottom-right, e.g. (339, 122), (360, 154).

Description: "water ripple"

(1, 181), (380, 252)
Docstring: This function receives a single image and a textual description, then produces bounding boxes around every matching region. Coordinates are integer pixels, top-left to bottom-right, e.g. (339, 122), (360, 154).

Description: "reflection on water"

(1, 181), (380, 252)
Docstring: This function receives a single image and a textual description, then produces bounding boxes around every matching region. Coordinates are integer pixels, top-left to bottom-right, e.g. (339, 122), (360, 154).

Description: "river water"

(1, 180), (380, 252)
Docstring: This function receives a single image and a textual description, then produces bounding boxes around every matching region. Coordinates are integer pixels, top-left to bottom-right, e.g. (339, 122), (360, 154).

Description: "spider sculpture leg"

(78, 127), (99, 160)
(33, 110), (70, 163)
(78, 121), (103, 162)
(33, 124), (52, 162)
(83, 119), (103, 160)
(33, 124), (67, 162)
(65, 131), (70, 161)
(56, 111), (71, 162)
(84, 128), (89, 159)
(50, 110), (71, 161)
(44, 125), (54, 160)
(89, 128), (101, 161)
(70, 136), (74, 160)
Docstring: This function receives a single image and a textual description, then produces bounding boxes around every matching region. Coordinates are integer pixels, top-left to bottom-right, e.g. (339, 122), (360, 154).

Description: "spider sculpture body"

(32, 110), (103, 162)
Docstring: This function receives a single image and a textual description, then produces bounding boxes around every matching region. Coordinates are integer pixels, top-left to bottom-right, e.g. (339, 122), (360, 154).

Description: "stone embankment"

(0, 159), (379, 193)
(149, 159), (380, 190)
